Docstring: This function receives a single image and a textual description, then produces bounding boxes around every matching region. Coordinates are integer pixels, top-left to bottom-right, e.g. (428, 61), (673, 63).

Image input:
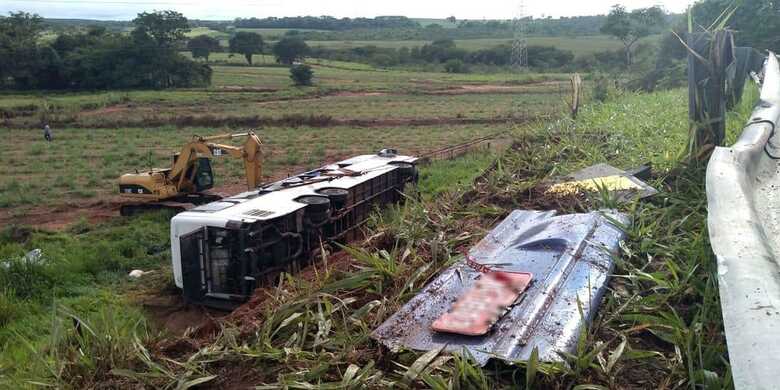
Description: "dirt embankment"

(8, 112), (537, 131)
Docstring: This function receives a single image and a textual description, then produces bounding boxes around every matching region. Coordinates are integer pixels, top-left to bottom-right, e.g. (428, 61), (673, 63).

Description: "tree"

(289, 64), (313, 85)
(446, 16), (457, 24)
(0, 10), (211, 90)
(188, 35), (221, 62)
(228, 31), (264, 65)
(132, 10), (189, 48)
(273, 37), (309, 65)
(601, 5), (666, 66)
(0, 12), (44, 88)
(691, 0), (780, 52)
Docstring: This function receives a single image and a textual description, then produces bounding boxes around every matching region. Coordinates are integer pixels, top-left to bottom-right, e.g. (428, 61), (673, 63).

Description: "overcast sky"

(1, 0), (694, 21)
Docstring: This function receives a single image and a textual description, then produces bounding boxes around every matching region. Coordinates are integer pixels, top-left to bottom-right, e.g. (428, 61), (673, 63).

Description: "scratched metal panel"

(706, 53), (780, 390)
(372, 209), (629, 365)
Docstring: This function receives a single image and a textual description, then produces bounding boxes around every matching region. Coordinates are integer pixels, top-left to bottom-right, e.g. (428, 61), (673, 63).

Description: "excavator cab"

(193, 157), (214, 192)
(176, 154), (215, 192)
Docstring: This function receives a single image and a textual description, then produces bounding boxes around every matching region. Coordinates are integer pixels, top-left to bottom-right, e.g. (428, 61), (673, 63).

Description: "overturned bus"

(169, 150), (417, 309)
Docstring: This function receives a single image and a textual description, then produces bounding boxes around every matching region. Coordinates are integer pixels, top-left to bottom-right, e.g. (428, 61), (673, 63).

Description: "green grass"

(0, 83), (757, 387)
(0, 62), (569, 129)
(209, 64), (568, 90)
(417, 152), (498, 198)
(0, 213), (173, 387)
(25, 91), (560, 129)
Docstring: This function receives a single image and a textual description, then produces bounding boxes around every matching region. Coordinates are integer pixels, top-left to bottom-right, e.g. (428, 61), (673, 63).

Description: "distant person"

(43, 124), (52, 142)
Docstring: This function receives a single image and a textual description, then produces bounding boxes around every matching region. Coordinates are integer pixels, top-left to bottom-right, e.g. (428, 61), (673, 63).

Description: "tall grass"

(0, 213), (173, 387)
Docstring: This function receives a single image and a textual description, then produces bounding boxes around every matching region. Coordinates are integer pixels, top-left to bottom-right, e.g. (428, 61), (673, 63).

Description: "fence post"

(687, 30), (735, 161)
(570, 73), (582, 120)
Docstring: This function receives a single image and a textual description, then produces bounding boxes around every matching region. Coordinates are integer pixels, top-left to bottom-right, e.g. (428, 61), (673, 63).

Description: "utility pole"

(511, 0), (529, 71)
(511, 0), (529, 123)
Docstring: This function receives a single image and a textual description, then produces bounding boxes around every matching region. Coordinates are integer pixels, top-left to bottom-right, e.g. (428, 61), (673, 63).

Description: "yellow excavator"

(118, 132), (263, 216)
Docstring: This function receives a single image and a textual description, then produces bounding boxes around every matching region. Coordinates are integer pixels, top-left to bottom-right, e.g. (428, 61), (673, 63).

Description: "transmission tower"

(511, 0), (529, 70)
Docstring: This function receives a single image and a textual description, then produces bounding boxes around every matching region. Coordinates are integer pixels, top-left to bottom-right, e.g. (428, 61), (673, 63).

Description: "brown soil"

(141, 293), (228, 340)
(333, 91), (387, 97)
(23, 112), (537, 130)
(79, 105), (135, 117)
(0, 198), (122, 231)
(202, 361), (268, 390)
(213, 86), (278, 93)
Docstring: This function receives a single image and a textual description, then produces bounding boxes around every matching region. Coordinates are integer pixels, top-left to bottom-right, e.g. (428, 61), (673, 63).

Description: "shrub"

(290, 65), (314, 86)
(444, 59), (468, 73)
(0, 288), (21, 326)
(592, 73), (611, 102)
(0, 255), (58, 300)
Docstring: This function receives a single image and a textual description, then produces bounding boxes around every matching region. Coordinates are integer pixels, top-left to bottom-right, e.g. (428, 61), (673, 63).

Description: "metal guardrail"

(417, 133), (507, 164)
(706, 52), (780, 390)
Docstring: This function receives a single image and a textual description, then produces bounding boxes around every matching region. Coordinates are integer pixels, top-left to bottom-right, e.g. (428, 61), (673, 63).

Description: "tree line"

(187, 32), (310, 65)
(183, 29), (577, 73)
(0, 11), (211, 90)
(234, 16), (420, 30)
(226, 14), (634, 42)
(305, 40), (574, 72)
(0, 10), (322, 90)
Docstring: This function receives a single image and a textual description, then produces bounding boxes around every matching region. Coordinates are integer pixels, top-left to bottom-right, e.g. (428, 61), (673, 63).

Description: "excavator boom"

(168, 132), (263, 191)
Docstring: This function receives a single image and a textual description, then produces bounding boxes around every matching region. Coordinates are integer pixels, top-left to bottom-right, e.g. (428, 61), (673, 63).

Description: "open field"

(184, 26), (230, 39)
(183, 27), (646, 57)
(307, 35), (632, 56)
(0, 62), (571, 129)
(234, 27), (327, 36)
(0, 61), (571, 227)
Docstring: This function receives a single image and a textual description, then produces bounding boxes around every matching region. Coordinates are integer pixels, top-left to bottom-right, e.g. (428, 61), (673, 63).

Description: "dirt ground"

(0, 198), (121, 231)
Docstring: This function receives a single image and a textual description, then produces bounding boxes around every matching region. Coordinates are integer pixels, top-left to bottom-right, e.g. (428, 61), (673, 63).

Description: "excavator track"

(120, 194), (223, 217)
